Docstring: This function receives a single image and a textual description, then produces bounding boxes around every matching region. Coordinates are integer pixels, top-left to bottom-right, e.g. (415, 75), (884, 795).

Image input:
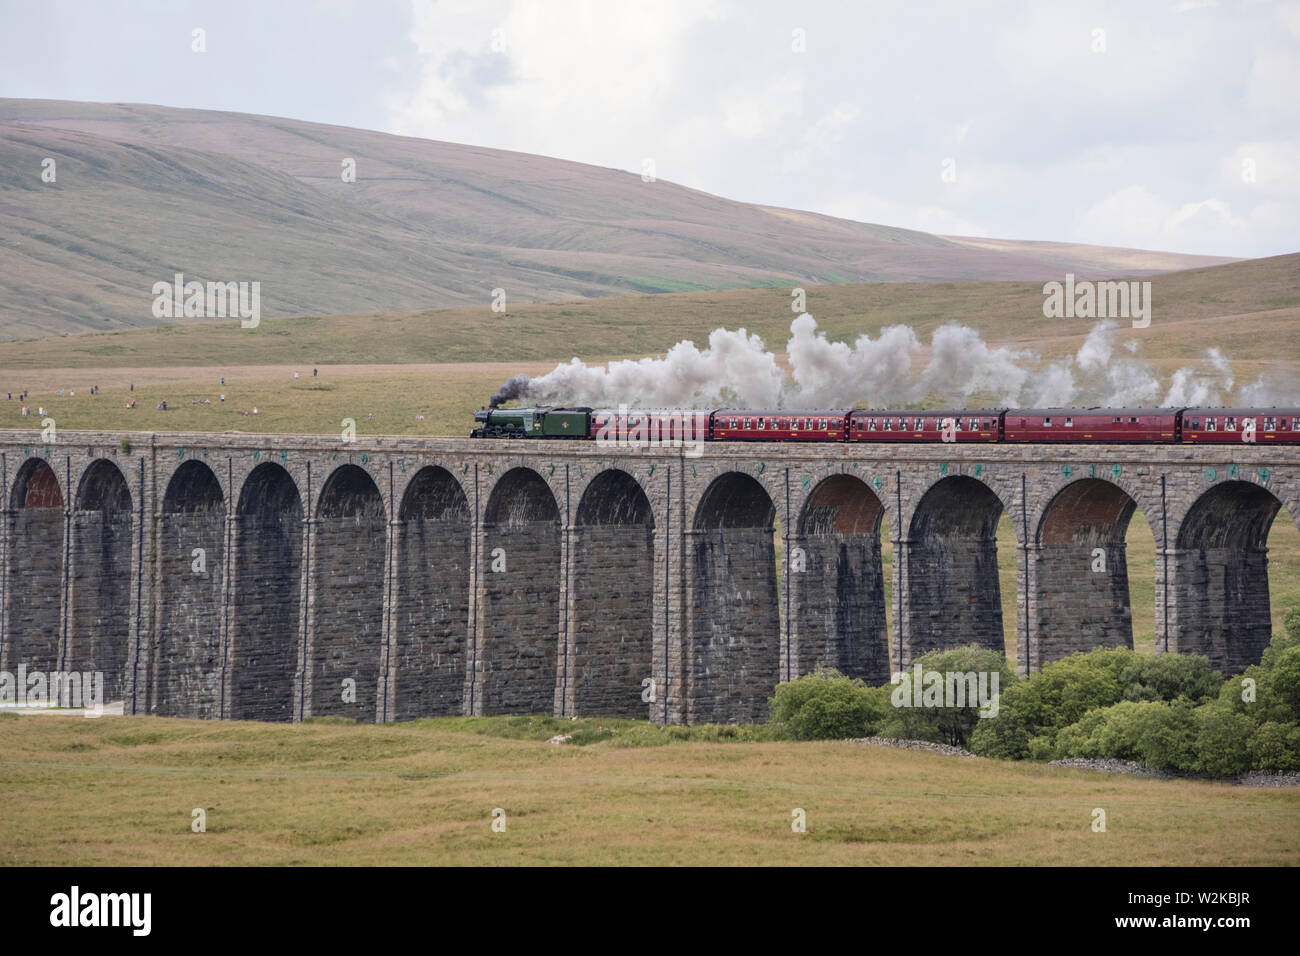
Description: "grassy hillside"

(0, 99), (1236, 336)
(1, 713), (1294, 865)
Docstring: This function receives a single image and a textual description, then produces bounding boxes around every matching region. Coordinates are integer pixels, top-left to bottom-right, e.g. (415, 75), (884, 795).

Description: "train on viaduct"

(0, 428), (1296, 724)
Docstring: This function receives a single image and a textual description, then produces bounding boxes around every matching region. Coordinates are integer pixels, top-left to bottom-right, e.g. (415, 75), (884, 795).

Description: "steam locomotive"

(471, 406), (1300, 444)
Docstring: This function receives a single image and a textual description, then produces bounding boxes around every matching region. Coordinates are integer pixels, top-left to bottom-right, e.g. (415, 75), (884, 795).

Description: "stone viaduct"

(0, 428), (1296, 724)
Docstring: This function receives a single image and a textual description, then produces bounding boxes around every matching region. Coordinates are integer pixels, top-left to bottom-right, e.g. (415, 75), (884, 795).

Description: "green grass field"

(1, 713), (1295, 866)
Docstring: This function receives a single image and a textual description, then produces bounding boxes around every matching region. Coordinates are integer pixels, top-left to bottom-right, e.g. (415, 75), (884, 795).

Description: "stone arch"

(230, 462), (302, 721)
(69, 459), (133, 702)
(1028, 478), (1155, 670)
(3, 459), (65, 680)
(570, 468), (655, 717)
(791, 474), (890, 683)
(156, 460), (225, 717)
(687, 472), (778, 723)
(311, 464), (387, 721)
(903, 475), (1006, 662)
(478, 467), (560, 715)
(1171, 480), (1283, 673)
(391, 465), (471, 720)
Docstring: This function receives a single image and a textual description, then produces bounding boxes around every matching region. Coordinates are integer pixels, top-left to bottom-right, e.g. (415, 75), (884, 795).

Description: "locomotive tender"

(472, 406), (1300, 444)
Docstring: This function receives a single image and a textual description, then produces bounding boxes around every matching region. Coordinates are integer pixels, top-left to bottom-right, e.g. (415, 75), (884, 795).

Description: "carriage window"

(868, 418), (877, 431)
(796, 419), (804, 429)
(1281, 418), (1290, 430)
(1225, 417), (1237, 431)
(1043, 417), (1052, 426)
(1205, 418), (1216, 431)
(968, 418), (978, 430)
(1129, 417), (1139, 423)
(1112, 417), (1121, 423)
(883, 419), (893, 431)
(953, 418), (963, 431)
(1064, 417), (1073, 427)
(1265, 417), (1276, 430)
(1190, 418), (1200, 429)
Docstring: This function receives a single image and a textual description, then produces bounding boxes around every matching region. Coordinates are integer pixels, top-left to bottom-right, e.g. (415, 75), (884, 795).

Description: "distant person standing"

(313, 368), (318, 377)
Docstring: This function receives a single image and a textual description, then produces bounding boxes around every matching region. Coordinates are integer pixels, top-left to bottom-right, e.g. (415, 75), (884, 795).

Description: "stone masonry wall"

(229, 505), (302, 722)
(687, 526), (780, 723)
(478, 522), (561, 714)
(571, 523), (655, 717)
(3, 507), (64, 676)
(391, 517), (470, 719)
(155, 505), (224, 717)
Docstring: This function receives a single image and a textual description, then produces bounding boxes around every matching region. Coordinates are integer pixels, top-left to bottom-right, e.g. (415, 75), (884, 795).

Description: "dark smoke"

(488, 374), (532, 409)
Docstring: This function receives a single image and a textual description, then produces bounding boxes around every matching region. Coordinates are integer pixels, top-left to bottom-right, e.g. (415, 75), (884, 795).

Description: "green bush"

(969, 646), (1220, 758)
(1116, 653), (1221, 704)
(1191, 703), (1255, 777)
(768, 667), (883, 740)
(877, 646), (1017, 749)
(1247, 721), (1300, 772)
(968, 682), (1034, 759)
(1267, 645), (1300, 718)
(1052, 699), (1198, 772)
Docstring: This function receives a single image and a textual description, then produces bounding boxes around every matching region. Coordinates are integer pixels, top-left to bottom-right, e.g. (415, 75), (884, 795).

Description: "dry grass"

(0, 714), (1294, 866)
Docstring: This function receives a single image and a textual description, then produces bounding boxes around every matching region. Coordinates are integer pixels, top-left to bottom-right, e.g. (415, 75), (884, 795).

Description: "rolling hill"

(0, 99), (1237, 338)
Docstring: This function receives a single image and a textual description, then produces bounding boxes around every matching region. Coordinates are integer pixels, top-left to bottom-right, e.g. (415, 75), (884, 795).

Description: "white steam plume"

(496, 314), (1295, 410)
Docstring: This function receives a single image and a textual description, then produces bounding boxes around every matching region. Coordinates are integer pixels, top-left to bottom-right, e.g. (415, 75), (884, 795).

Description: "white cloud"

(1074, 185), (1250, 255)
(384, 0), (1299, 257)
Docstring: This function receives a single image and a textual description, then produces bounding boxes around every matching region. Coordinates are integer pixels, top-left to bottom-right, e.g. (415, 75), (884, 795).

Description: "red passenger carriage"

(711, 410), (849, 441)
(1003, 408), (1178, 443)
(848, 409), (1001, 442)
(1181, 407), (1300, 444)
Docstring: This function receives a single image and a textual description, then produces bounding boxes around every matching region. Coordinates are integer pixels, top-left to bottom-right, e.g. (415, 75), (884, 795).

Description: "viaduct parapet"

(1, 429), (1296, 724)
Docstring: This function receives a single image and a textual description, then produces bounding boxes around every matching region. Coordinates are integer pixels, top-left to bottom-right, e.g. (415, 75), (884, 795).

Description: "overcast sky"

(2, 0), (1296, 258)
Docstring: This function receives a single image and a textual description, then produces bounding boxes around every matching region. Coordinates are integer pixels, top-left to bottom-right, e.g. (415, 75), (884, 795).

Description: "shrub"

(877, 646), (1017, 749)
(1191, 703), (1255, 777)
(1117, 653), (1220, 704)
(1052, 699), (1198, 772)
(768, 667), (882, 740)
(973, 646), (1221, 758)
(1285, 606), (1300, 644)
(968, 682), (1033, 759)
(1247, 721), (1300, 772)
(1267, 645), (1300, 719)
